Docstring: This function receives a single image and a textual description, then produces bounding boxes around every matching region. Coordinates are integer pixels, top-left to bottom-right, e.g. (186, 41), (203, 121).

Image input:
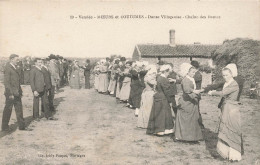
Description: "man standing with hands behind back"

(1, 54), (27, 131)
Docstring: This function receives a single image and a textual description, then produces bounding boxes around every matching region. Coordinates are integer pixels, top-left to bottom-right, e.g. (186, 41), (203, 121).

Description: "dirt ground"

(0, 79), (259, 165)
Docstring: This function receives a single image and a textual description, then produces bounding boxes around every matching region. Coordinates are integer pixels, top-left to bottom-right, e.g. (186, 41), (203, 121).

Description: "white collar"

(223, 78), (234, 89)
(10, 63), (16, 69)
(160, 73), (166, 78)
(186, 75), (196, 90)
(35, 65), (42, 70)
(42, 65), (48, 69)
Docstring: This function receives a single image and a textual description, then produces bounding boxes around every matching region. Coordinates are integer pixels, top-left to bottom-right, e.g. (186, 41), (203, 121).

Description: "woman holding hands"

(174, 63), (203, 142)
(208, 63), (242, 162)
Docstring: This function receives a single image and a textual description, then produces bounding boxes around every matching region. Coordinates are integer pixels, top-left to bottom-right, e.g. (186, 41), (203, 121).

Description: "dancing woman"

(69, 60), (81, 89)
(137, 64), (157, 128)
(98, 60), (109, 93)
(119, 61), (132, 102)
(146, 64), (174, 136)
(174, 63), (203, 142)
(208, 64), (242, 161)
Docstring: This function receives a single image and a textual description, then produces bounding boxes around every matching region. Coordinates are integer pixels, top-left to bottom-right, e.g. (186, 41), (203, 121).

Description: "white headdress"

(160, 64), (171, 72)
(146, 64), (157, 75)
(142, 61), (149, 66)
(135, 61), (143, 67)
(180, 63), (193, 77)
(224, 63), (238, 77)
(132, 61), (137, 67)
(100, 59), (106, 64)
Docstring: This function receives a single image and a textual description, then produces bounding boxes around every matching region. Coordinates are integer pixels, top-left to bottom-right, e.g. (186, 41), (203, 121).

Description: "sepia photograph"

(0, 0), (259, 164)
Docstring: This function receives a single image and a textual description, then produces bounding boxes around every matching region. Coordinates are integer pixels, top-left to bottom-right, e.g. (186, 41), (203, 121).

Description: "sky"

(0, 0), (259, 58)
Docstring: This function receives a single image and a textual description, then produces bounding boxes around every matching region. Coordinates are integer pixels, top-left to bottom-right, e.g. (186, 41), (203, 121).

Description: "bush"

(199, 63), (212, 74)
(211, 38), (260, 92)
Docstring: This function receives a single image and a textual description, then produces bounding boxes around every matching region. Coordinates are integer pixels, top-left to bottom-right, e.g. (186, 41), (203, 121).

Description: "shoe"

(1, 127), (11, 132)
(135, 108), (139, 117)
(164, 129), (174, 135)
(48, 117), (58, 120)
(35, 118), (40, 122)
(19, 128), (33, 131)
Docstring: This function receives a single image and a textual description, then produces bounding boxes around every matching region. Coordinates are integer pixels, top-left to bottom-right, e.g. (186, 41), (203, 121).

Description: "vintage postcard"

(0, 0), (259, 165)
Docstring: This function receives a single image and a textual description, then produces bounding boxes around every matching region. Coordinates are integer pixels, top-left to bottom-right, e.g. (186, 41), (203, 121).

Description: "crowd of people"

(92, 57), (244, 162)
(1, 54), (91, 127)
(2, 54), (244, 162)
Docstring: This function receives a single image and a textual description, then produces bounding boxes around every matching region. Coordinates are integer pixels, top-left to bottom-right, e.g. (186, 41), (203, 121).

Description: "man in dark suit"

(2, 54), (26, 131)
(42, 58), (54, 112)
(62, 59), (69, 85)
(30, 58), (53, 121)
(191, 60), (204, 129)
(167, 63), (181, 117)
(83, 59), (91, 89)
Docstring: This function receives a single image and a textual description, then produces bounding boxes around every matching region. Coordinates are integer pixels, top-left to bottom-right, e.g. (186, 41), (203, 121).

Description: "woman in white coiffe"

(174, 63), (203, 142)
(98, 59), (109, 93)
(69, 60), (81, 89)
(208, 63), (242, 162)
(107, 59), (118, 95)
(137, 64), (157, 128)
(119, 61), (132, 102)
(93, 62), (100, 90)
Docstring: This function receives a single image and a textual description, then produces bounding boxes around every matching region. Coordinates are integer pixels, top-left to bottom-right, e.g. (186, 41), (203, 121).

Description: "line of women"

(93, 58), (243, 162)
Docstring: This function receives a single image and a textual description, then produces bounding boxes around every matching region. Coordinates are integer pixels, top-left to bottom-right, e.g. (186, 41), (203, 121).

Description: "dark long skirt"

(146, 93), (174, 134)
(174, 96), (203, 141)
(85, 75), (90, 89)
(129, 80), (145, 108)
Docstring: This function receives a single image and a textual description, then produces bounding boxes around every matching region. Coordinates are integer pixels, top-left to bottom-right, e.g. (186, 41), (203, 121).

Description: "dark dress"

(128, 69), (145, 108)
(167, 71), (179, 116)
(147, 75), (174, 134)
(194, 71), (204, 128)
(84, 64), (91, 89)
(175, 77), (203, 141)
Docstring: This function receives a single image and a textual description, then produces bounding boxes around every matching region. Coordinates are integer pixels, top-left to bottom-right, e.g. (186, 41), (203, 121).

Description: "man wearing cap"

(2, 54), (26, 131)
(30, 58), (52, 120)
(191, 60), (205, 129)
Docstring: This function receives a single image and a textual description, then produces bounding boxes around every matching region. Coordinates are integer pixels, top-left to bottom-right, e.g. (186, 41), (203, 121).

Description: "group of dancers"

(2, 53), (243, 162)
(92, 57), (243, 162)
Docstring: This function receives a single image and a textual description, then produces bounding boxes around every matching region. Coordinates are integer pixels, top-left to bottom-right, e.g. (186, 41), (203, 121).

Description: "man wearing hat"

(62, 58), (69, 85)
(41, 58), (55, 112)
(48, 54), (60, 93)
(2, 54), (26, 131)
(191, 61), (202, 90)
(57, 55), (64, 87)
(82, 59), (92, 89)
(167, 63), (180, 117)
(30, 58), (53, 120)
(157, 60), (165, 75)
(191, 60), (204, 129)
